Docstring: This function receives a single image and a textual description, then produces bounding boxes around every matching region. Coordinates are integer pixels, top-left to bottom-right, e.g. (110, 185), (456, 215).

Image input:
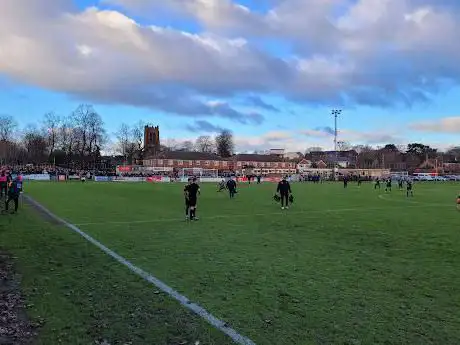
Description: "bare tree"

(87, 111), (106, 165)
(22, 125), (48, 163)
(163, 138), (179, 151)
(195, 135), (214, 153)
(43, 112), (61, 156)
(132, 120), (145, 152)
(0, 114), (17, 141)
(352, 145), (374, 154)
(72, 104), (94, 158)
(215, 130), (234, 158)
(179, 140), (195, 151)
(67, 104), (106, 167)
(116, 123), (131, 158)
(59, 115), (76, 161)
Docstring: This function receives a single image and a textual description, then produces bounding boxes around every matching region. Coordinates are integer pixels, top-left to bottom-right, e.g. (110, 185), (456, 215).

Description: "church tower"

(144, 125), (160, 155)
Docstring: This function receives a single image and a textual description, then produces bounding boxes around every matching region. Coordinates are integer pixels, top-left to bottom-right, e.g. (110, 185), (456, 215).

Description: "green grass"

(2, 181), (460, 345)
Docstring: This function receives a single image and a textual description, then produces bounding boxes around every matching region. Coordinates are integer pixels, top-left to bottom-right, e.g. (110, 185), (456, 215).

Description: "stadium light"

(331, 109), (342, 178)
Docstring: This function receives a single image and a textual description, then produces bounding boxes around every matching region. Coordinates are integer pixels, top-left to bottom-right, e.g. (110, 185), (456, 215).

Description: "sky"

(0, 0), (459, 153)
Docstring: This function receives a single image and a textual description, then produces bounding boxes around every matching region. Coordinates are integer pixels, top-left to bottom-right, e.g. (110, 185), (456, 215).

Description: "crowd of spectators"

(0, 165), (117, 178)
(1, 165), (382, 182)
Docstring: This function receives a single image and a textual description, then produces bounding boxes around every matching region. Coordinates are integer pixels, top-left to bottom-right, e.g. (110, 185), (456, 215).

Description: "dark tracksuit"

(406, 182), (413, 197)
(5, 180), (20, 212)
(385, 180), (392, 192)
(186, 183), (200, 220)
(277, 180), (291, 207)
(226, 179), (237, 198)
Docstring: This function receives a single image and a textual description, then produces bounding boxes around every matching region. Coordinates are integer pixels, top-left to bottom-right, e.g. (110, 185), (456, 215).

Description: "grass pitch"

(1, 181), (460, 345)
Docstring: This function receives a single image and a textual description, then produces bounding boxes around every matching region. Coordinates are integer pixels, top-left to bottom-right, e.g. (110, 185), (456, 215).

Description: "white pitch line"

(73, 203), (442, 227)
(24, 195), (256, 345)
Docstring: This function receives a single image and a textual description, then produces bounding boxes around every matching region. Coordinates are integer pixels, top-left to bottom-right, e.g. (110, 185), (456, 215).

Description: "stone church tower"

(144, 125), (160, 156)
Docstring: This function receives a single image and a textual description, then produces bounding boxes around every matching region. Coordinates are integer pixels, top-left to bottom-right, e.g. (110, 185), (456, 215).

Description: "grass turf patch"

(0, 203), (231, 345)
(3, 181), (460, 344)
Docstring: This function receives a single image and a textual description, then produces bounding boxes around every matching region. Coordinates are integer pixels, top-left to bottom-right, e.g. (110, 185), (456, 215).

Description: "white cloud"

(300, 129), (332, 138)
(410, 116), (460, 133)
(0, 0), (460, 137)
(236, 129), (335, 153)
(261, 131), (292, 141)
(166, 124), (447, 153)
(339, 129), (402, 145)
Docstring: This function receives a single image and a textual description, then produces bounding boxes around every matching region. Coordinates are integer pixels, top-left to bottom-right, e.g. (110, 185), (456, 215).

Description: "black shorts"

(188, 197), (197, 207)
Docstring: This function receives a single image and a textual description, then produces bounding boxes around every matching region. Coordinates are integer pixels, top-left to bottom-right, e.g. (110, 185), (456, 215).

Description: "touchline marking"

(74, 204), (440, 227)
(24, 195), (256, 345)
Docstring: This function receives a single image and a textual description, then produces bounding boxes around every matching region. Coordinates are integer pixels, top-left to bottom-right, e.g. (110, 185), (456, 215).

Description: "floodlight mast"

(331, 109), (342, 179)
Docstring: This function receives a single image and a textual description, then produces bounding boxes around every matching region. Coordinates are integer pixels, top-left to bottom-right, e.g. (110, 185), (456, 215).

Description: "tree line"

(0, 105), (106, 167)
(1, 105), (458, 168)
(161, 132), (234, 157)
(0, 105), (236, 167)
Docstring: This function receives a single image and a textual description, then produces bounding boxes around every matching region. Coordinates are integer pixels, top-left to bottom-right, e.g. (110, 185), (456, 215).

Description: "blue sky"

(1, 0), (459, 152)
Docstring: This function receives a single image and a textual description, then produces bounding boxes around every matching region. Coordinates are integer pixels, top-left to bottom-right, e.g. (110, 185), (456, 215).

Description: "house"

(297, 159), (312, 172)
(443, 162), (460, 173)
(232, 153), (297, 175)
(316, 160), (327, 169)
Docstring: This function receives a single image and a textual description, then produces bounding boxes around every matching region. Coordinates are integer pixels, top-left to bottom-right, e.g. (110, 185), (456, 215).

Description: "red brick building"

(143, 151), (297, 174)
(143, 151), (232, 170)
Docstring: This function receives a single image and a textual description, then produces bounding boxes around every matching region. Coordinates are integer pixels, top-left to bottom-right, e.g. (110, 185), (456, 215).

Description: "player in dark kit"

(398, 178), (404, 190)
(184, 178), (192, 220)
(276, 176), (292, 210)
(406, 180), (414, 197)
(343, 176), (348, 188)
(185, 177), (200, 221)
(385, 179), (392, 192)
(374, 178), (381, 189)
(226, 178), (237, 198)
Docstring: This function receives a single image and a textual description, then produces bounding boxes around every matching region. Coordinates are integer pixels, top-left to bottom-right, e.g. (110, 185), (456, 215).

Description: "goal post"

(181, 168), (218, 178)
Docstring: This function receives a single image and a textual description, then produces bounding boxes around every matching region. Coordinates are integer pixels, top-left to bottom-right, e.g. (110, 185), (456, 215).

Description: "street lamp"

(331, 109), (342, 179)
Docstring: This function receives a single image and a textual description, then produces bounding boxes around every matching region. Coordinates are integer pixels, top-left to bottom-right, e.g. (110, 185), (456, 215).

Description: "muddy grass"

(0, 250), (38, 345)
